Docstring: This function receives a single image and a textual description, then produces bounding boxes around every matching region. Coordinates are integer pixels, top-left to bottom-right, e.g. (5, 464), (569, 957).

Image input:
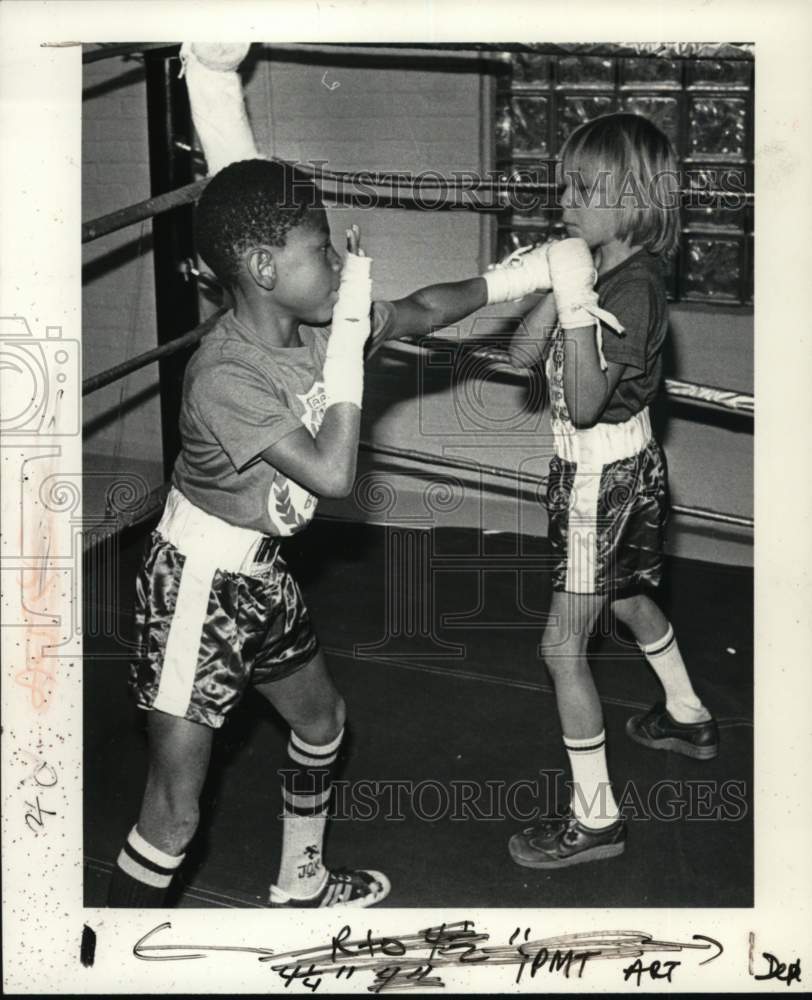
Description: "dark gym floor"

(83, 516), (753, 908)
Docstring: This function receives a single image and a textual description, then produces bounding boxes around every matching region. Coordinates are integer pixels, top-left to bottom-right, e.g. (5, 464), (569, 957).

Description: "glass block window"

(495, 53), (753, 305)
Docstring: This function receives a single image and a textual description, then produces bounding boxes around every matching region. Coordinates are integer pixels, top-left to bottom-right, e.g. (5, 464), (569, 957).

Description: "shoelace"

(524, 814), (572, 836)
(327, 868), (382, 895)
(329, 868), (360, 885)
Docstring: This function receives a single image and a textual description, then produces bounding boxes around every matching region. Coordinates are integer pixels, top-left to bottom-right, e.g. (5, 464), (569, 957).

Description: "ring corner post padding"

(144, 49), (200, 481)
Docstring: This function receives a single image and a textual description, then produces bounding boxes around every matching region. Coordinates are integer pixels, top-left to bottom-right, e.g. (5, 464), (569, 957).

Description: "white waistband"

(157, 487), (267, 574)
(551, 407), (652, 469)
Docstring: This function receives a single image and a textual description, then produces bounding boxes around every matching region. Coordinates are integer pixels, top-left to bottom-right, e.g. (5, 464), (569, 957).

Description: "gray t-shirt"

(172, 302), (395, 535)
(596, 249), (669, 423)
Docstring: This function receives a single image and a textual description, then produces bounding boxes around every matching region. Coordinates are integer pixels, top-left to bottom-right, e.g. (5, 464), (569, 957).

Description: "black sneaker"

(509, 815), (626, 869)
(626, 702), (719, 760)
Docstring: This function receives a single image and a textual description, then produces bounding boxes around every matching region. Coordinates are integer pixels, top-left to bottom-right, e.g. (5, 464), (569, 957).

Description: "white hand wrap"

(484, 243), (553, 304)
(548, 238), (625, 371)
(323, 254), (373, 409)
(179, 42), (258, 175)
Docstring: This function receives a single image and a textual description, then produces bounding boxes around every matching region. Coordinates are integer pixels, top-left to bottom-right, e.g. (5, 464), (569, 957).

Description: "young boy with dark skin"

(108, 158), (548, 908)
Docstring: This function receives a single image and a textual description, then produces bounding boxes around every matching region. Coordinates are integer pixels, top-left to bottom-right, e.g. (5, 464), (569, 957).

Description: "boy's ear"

(246, 247), (276, 290)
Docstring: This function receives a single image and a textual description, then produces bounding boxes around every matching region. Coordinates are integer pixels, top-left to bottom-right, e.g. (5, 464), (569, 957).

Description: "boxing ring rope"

(331, 42), (755, 60)
(82, 178), (208, 243)
(82, 431), (753, 537)
(382, 338), (756, 416)
(81, 308), (226, 395)
(83, 430), (753, 537)
(81, 37), (752, 248)
(358, 440), (754, 530)
(81, 306), (755, 533)
(82, 169), (753, 244)
(82, 41), (755, 65)
(81, 306), (754, 420)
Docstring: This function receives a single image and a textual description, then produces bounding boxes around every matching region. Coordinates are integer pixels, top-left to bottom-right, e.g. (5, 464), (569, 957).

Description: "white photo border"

(2, 0), (811, 993)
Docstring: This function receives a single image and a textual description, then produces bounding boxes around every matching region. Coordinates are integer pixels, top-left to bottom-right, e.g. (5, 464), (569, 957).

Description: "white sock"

(564, 731), (620, 829)
(108, 825), (185, 906)
(274, 728), (344, 898)
(640, 625), (710, 723)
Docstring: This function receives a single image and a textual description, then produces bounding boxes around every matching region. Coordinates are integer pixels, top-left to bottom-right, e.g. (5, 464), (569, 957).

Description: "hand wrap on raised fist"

(179, 42), (258, 175)
(548, 238), (625, 371)
(484, 243), (554, 304)
(323, 252), (373, 409)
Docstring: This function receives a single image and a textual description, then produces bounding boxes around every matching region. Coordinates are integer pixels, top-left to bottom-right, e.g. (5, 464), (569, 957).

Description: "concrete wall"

(81, 47), (753, 564)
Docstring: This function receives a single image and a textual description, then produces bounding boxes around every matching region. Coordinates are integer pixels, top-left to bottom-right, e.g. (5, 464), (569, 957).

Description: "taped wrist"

(484, 243), (553, 304)
(548, 238), (625, 371)
(323, 254), (373, 408)
(179, 42), (258, 175)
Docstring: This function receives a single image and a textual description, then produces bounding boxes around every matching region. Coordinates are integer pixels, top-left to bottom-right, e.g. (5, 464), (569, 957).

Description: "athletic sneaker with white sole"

(268, 868), (390, 908)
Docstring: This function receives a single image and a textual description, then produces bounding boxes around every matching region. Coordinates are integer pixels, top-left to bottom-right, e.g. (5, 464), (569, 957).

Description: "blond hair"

(560, 113), (680, 259)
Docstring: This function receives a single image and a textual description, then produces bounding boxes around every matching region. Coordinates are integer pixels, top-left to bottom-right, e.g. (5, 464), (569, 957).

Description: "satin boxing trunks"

(546, 407), (668, 595)
(130, 487), (319, 728)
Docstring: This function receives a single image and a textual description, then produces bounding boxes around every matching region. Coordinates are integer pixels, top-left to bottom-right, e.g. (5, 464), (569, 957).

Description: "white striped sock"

(640, 625), (710, 723)
(564, 731), (620, 829)
(116, 826), (184, 890)
(274, 728), (344, 898)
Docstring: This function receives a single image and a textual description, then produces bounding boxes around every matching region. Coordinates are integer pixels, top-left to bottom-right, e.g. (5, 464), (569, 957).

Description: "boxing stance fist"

(547, 238), (624, 370)
(323, 226), (373, 409)
(484, 242), (554, 304)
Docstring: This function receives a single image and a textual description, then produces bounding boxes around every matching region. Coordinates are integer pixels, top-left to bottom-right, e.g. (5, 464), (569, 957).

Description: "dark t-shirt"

(595, 249), (669, 423)
(172, 301), (395, 535)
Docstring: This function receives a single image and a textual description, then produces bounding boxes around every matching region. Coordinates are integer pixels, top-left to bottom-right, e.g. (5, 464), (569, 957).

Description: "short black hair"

(195, 159), (323, 288)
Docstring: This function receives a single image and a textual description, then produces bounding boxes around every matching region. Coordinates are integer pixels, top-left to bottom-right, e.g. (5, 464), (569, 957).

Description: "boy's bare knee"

(292, 693), (346, 747)
(140, 774), (202, 854)
(138, 813), (198, 856)
(539, 633), (560, 669)
(540, 631), (586, 676)
(319, 692), (346, 742)
(333, 694), (347, 733)
(612, 593), (666, 640)
(612, 593), (646, 628)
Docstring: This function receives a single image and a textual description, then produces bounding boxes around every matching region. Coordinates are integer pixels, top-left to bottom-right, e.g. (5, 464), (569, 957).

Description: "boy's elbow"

(565, 389), (608, 429)
(317, 467), (354, 499)
(567, 403), (602, 429)
(569, 412), (598, 430)
(323, 479), (353, 500)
